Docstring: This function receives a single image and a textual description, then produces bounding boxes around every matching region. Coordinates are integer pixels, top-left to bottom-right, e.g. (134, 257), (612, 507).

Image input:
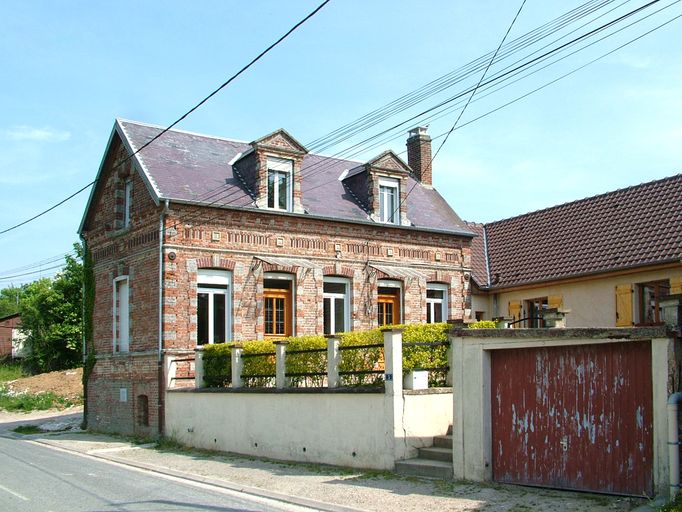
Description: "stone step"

(395, 458), (453, 479)
(418, 446), (452, 462)
(433, 434), (453, 449)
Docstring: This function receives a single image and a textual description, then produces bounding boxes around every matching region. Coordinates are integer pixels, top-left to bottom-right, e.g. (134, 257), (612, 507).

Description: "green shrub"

(400, 323), (449, 386)
(202, 344), (232, 387)
(338, 329), (384, 386)
(468, 320), (497, 329)
(285, 335), (327, 387)
(241, 340), (276, 387)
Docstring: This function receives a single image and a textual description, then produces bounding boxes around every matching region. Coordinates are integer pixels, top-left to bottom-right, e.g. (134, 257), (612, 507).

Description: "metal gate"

(491, 341), (653, 496)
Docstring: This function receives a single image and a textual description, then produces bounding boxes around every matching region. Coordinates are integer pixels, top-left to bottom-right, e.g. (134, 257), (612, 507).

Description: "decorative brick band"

(322, 265), (354, 278)
(196, 256), (235, 270)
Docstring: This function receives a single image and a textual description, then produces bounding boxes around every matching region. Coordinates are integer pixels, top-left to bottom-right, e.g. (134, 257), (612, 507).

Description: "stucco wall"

(165, 389), (453, 469)
(474, 267), (682, 327)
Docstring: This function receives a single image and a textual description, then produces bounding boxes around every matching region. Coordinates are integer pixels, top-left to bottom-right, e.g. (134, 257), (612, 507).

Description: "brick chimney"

(406, 126), (432, 186)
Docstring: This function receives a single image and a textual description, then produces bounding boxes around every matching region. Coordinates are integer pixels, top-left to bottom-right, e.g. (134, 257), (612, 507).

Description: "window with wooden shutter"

(615, 284), (633, 327)
(548, 295), (563, 309)
(508, 300), (522, 323)
(671, 277), (682, 295)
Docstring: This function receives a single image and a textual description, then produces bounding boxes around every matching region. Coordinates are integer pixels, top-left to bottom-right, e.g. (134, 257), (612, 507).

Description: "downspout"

(668, 392), (682, 497)
(157, 199), (170, 437)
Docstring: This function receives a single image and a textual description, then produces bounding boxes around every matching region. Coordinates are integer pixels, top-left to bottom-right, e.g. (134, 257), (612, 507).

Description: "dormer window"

(378, 177), (399, 224)
(267, 157), (293, 212)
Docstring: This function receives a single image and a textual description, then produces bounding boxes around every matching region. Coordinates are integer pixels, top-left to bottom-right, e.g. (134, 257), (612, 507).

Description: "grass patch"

(0, 386), (81, 412)
(660, 492), (682, 511)
(0, 362), (24, 383)
(12, 425), (42, 435)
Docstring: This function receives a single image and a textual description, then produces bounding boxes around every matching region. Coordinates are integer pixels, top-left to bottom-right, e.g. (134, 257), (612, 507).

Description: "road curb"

(31, 437), (365, 512)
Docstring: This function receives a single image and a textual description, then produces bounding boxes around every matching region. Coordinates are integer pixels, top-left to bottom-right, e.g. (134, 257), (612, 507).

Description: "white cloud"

(3, 126), (71, 142)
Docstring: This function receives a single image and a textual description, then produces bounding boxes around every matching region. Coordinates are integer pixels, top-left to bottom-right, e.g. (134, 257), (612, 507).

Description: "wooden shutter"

(671, 277), (682, 295)
(548, 295), (563, 309)
(615, 284), (633, 327)
(508, 300), (522, 321)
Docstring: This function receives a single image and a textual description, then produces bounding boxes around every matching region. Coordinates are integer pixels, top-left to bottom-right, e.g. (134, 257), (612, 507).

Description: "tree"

(0, 286), (23, 318)
(19, 244), (83, 374)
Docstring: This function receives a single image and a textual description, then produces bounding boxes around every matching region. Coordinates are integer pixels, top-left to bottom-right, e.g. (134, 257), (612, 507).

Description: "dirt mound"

(8, 368), (83, 399)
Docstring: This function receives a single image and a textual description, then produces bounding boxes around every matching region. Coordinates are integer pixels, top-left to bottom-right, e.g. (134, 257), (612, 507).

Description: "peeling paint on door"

(491, 340), (653, 496)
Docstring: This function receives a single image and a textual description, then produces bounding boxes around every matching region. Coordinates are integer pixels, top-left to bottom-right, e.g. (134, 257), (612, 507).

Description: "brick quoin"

(80, 125), (473, 437)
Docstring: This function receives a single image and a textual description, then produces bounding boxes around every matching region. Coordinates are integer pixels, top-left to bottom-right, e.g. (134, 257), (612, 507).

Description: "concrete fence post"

(327, 336), (340, 388)
(383, 329), (403, 396)
(275, 341), (288, 389)
(194, 347), (205, 389)
(231, 344), (243, 389)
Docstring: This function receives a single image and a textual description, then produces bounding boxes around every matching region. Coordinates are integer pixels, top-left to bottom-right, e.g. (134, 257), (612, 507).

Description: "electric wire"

(0, 0), (332, 237)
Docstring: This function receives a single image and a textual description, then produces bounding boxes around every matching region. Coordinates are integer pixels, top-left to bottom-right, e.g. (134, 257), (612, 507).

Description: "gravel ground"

(0, 409), (648, 512)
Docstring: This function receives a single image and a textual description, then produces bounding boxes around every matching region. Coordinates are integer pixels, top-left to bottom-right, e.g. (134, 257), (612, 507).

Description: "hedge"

(201, 321), (482, 388)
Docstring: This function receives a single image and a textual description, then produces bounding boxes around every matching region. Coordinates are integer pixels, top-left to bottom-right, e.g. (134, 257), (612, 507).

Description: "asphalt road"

(0, 435), (313, 512)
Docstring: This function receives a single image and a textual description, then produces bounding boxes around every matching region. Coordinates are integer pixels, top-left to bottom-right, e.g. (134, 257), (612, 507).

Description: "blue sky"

(1, 0), (680, 286)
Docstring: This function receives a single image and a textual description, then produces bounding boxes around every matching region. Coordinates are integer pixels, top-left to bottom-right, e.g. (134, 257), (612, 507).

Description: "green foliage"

(659, 492), (682, 511)
(0, 361), (24, 382)
(339, 329), (384, 386)
(20, 243), (84, 375)
(203, 344), (232, 387)
(468, 320), (497, 329)
(241, 340), (276, 387)
(0, 386), (80, 412)
(400, 323), (449, 386)
(285, 335), (326, 387)
(0, 286), (23, 318)
(200, 323), (453, 389)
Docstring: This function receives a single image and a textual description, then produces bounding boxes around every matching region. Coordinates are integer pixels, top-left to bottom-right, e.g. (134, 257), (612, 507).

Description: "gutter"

(158, 199), (169, 437)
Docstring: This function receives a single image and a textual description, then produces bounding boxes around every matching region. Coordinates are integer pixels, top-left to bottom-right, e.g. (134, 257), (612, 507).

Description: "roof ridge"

(117, 118), (365, 165)
(116, 118), (250, 144)
(484, 173), (682, 227)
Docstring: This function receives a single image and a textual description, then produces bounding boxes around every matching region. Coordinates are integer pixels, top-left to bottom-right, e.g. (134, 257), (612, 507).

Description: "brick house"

(78, 120), (474, 436)
(467, 174), (682, 327)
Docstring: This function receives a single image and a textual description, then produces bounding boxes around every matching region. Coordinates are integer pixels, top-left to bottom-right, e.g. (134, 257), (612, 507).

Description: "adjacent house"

(468, 174), (682, 327)
(0, 313), (25, 359)
(78, 120), (474, 436)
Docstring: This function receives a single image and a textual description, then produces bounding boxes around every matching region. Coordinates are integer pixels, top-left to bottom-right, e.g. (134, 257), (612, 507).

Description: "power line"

(0, 0), (332, 238)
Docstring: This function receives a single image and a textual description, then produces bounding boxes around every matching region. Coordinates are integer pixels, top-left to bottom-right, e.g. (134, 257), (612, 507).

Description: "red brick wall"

(0, 315), (20, 358)
(82, 134), (473, 437)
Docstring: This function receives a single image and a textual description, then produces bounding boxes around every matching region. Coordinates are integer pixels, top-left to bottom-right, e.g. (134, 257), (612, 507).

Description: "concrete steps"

(395, 425), (453, 479)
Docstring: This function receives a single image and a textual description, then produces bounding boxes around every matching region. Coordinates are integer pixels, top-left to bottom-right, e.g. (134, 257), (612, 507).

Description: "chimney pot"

(406, 126), (432, 186)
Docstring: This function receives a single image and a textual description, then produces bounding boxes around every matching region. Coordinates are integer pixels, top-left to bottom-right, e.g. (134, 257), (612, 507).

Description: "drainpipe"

(668, 392), (682, 497)
(157, 200), (170, 437)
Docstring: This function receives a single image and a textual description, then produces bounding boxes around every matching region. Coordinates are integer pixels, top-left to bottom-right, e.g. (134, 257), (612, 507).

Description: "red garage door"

(491, 341), (653, 496)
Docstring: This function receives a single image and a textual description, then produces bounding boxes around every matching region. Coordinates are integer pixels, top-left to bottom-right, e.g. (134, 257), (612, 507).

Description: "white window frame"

(323, 277), (351, 334)
(267, 157), (293, 212)
(113, 276), (130, 353)
(377, 279), (402, 326)
(378, 177), (399, 224)
(197, 269), (232, 345)
(123, 179), (132, 228)
(263, 272), (296, 336)
(426, 283), (448, 324)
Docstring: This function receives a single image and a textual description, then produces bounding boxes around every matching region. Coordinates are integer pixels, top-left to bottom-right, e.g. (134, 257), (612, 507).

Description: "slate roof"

(473, 174), (682, 289)
(107, 120), (471, 236)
